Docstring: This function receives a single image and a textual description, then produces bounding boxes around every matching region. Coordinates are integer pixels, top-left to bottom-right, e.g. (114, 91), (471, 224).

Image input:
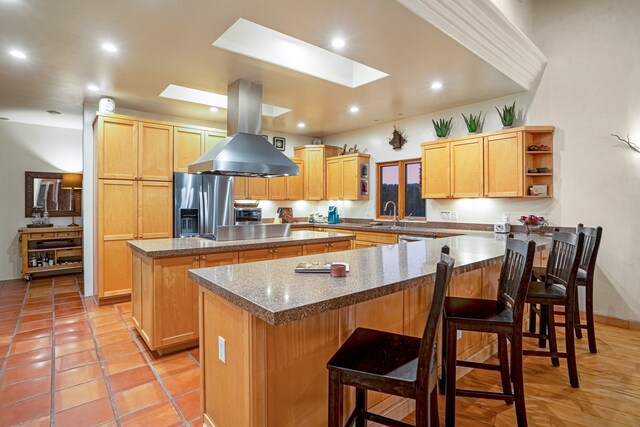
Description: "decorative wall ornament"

(339, 144), (359, 155)
(388, 125), (407, 150)
(611, 133), (640, 153)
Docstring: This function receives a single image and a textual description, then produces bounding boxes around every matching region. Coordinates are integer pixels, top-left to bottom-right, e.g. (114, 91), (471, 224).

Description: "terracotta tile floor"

(0, 276), (201, 427)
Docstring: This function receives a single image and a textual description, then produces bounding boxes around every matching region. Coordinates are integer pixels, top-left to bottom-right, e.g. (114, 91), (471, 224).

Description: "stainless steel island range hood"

(188, 80), (299, 177)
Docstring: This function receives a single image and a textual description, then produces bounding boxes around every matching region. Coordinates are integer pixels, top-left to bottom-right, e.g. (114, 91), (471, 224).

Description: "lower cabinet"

(352, 231), (398, 249)
(302, 240), (351, 255)
(239, 245), (303, 263)
(132, 251), (239, 354)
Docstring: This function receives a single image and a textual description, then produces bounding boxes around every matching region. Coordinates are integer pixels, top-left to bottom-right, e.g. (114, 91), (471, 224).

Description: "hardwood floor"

(1, 275), (639, 426)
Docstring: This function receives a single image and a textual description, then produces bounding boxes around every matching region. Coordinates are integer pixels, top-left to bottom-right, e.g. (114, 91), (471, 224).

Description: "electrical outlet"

(451, 211), (458, 220)
(218, 336), (226, 364)
(440, 210), (451, 220)
(503, 212), (510, 222)
(457, 330), (462, 341)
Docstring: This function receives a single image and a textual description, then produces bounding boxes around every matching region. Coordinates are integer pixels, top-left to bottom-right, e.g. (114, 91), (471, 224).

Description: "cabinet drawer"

(303, 243), (328, 255)
(273, 245), (303, 259)
(57, 248), (83, 258)
(328, 240), (351, 252)
(354, 231), (397, 245)
(57, 231), (81, 238)
(239, 248), (271, 263)
(323, 228), (354, 235)
(353, 240), (380, 249)
(30, 232), (56, 239)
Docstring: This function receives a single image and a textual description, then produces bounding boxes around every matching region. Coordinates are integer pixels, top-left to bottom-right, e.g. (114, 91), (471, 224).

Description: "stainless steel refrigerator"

(173, 172), (234, 238)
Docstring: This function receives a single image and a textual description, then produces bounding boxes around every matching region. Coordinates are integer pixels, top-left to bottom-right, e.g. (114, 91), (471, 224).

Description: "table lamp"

(62, 173), (82, 227)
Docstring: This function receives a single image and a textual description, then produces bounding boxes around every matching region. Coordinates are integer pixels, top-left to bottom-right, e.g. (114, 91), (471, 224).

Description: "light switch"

(218, 336), (226, 364)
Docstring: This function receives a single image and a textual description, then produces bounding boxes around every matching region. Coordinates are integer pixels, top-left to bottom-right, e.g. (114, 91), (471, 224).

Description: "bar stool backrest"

(545, 232), (585, 300)
(416, 251), (455, 393)
(576, 224), (603, 282)
(498, 238), (536, 325)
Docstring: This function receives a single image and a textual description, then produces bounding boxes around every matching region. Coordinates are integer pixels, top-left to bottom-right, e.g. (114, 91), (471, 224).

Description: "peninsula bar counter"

(189, 234), (550, 427)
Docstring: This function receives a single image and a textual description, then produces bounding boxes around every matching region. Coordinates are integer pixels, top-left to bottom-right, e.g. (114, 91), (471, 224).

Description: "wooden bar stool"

(442, 238), (536, 427)
(523, 232), (585, 388)
(327, 248), (455, 427)
(531, 225), (603, 353)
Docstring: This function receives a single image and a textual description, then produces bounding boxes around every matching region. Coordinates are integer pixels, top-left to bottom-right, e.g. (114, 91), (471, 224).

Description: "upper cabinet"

(294, 145), (340, 200)
(96, 116), (138, 180)
(138, 123), (174, 181)
(326, 154), (370, 201)
(267, 158), (304, 201)
(174, 127), (226, 173)
(421, 126), (554, 200)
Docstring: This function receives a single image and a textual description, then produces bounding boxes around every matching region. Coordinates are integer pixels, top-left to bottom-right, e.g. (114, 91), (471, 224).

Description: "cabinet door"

(154, 256), (201, 348)
(234, 177), (248, 200)
(421, 143), (450, 199)
(326, 158), (343, 200)
(200, 252), (239, 267)
(306, 147), (325, 200)
(138, 122), (173, 181)
(97, 117), (137, 180)
(451, 137), (484, 198)
(204, 131), (225, 152)
(138, 181), (173, 239)
(239, 248), (271, 263)
(98, 180), (137, 298)
(174, 127), (204, 173)
(248, 178), (268, 200)
(303, 243), (329, 255)
(328, 240), (351, 253)
(287, 158), (304, 200)
(484, 132), (523, 197)
(273, 245), (303, 259)
(268, 177), (287, 200)
(342, 157), (359, 200)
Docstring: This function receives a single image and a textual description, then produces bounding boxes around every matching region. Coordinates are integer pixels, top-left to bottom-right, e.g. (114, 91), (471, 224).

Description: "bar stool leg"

(585, 283), (597, 353)
(445, 321), (458, 427)
(538, 305), (548, 348)
(498, 333), (512, 404)
(546, 304), (560, 367)
(565, 304), (580, 388)
(528, 303), (537, 333)
(355, 388), (366, 427)
(573, 287), (583, 339)
(328, 371), (342, 427)
(439, 317), (448, 394)
(511, 332), (528, 427)
(430, 387), (440, 427)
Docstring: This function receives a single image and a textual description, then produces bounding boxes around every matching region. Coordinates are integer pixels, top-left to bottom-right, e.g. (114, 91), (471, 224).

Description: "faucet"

(384, 201), (398, 227)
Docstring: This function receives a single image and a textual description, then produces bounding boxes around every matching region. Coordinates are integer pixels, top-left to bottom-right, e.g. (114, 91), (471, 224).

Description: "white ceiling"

(0, 0), (524, 136)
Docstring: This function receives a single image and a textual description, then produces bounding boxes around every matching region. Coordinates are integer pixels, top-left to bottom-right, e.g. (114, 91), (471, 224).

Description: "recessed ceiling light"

(431, 81), (443, 90)
(373, 119), (380, 122)
(9, 49), (26, 59)
(297, 122), (306, 128)
(331, 37), (346, 49)
(209, 107), (219, 113)
(349, 106), (360, 113)
(102, 42), (118, 53)
(87, 84), (100, 92)
(397, 113), (404, 116)
(46, 110), (61, 115)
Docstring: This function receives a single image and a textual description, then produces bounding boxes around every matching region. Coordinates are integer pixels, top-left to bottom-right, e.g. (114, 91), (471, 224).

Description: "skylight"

(159, 84), (291, 117)
(212, 18), (388, 88)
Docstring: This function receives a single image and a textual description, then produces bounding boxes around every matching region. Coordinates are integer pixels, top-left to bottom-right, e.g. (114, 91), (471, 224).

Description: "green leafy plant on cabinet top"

(462, 111), (482, 133)
(496, 101), (516, 127)
(432, 117), (453, 138)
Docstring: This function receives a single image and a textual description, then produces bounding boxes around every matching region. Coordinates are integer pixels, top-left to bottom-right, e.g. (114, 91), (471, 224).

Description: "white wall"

(0, 121), (82, 280)
(323, 0), (640, 322)
(490, 0), (534, 37)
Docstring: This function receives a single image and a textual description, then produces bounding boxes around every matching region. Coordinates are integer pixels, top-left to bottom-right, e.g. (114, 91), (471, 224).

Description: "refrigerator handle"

(199, 183), (205, 236)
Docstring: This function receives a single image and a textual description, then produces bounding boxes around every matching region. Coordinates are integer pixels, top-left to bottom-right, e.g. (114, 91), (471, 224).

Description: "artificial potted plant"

(496, 101), (516, 128)
(462, 111), (481, 134)
(432, 117), (453, 139)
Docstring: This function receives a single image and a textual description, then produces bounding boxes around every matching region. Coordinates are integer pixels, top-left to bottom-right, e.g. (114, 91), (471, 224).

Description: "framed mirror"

(25, 171), (81, 218)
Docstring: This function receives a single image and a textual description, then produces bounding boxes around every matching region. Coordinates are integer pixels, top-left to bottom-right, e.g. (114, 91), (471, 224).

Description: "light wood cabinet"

(267, 158), (304, 200)
(294, 145), (340, 200)
(239, 245), (303, 263)
(96, 179), (172, 303)
(204, 131), (224, 152)
(421, 142), (451, 199)
(96, 116), (138, 180)
(132, 251), (239, 354)
(353, 230), (398, 249)
(138, 122), (174, 181)
(19, 227), (83, 281)
(174, 127), (204, 173)
(421, 126), (554, 200)
(451, 137), (484, 198)
(233, 177), (248, 199)
(326, 154), (370, 201)
(302, 240), (352, 255)
(247, 178), (268, 200)
(484, 131), (523, 197)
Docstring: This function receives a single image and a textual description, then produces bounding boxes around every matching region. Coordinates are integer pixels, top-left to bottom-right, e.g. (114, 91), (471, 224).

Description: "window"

(377, 159), (425, 219)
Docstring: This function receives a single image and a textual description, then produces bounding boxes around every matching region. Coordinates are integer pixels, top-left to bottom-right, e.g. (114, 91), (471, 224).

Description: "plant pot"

(502, 125), (513, 129)
(467, 131), (477, 134)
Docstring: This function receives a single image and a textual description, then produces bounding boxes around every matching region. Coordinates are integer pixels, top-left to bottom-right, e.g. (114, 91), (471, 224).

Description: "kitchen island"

(189, 233), (550, 427)
(127, 231), (354, 354)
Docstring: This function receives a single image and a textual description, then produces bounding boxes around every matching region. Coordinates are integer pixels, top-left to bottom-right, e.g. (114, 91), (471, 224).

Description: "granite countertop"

(291, 222), (500, 238)
(189, 233), (550, 326)
(126, 230), (354, 258)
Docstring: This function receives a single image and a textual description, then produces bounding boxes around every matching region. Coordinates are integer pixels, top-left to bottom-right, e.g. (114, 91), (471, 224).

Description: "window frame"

(376, 158), (425, 220)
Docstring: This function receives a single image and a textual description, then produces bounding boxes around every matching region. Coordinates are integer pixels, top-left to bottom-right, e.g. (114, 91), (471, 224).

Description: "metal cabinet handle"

(194, 256), (199, 261)
(274, 249), (278, 253)
(201, 256), (207, 261)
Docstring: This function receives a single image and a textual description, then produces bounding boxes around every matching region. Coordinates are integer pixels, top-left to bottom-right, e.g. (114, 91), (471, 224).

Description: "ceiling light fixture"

(297, 122), (306, 128)
(331, 37), (346, 49)
(46, 110), (61, 115)
(431, 81), (443, 90)
(209, 107), (219, 113)
(349, 106), (360, 113)
(102, 42), (118, 53)
(9, 49), (26, 59)
(87, 84), (100, 92)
